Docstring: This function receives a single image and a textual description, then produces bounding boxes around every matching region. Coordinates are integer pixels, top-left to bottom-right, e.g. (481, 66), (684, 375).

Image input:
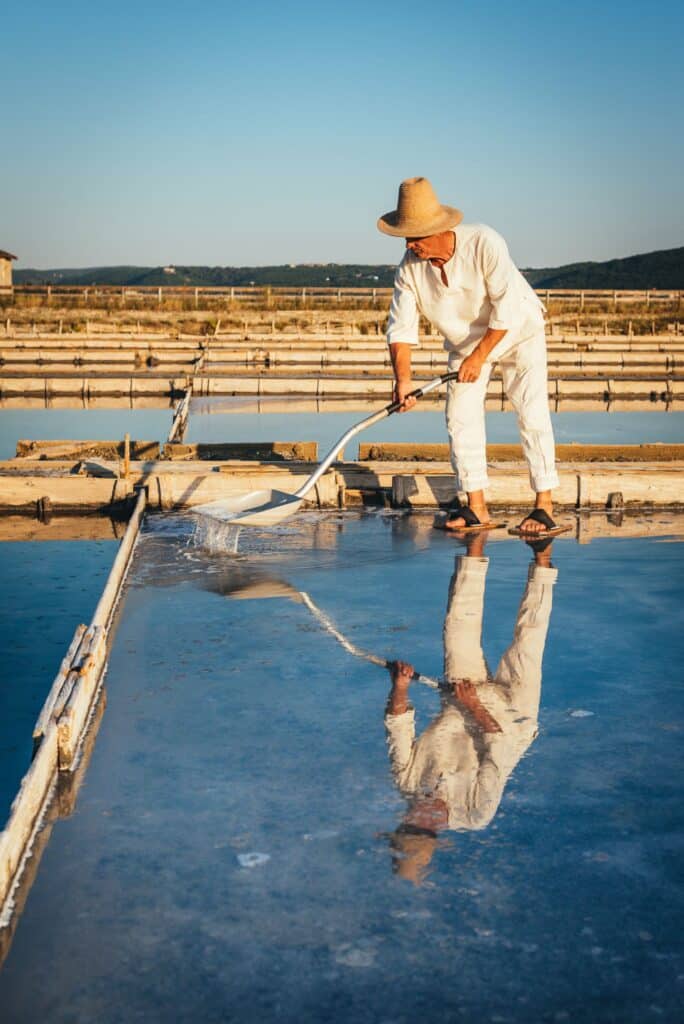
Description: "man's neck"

(429, 232), (455, 285)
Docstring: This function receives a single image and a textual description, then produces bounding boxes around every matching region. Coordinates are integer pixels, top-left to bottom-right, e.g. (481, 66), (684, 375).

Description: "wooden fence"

(5, 285), (682, 310)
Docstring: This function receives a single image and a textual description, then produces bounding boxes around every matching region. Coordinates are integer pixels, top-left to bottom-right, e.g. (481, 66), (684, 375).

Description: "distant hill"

(13, 264), (397, 288)
(13, 246), (684, 289)
(522, 247), (684, 290)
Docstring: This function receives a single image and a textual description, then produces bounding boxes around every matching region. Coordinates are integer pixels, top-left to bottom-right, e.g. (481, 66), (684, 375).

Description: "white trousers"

(445, 330), (560, 493)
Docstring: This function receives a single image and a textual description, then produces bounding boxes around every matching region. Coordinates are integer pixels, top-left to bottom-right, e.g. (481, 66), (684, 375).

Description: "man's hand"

(389, 660), (415, 688)
(457, 352), (485, 383)
(392, 378), (417, 412)
(386, 659), (415, 716)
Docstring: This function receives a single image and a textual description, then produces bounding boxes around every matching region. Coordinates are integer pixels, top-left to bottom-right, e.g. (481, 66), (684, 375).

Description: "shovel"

(193, 370), (460, 527)
(223, 573), (440, 690)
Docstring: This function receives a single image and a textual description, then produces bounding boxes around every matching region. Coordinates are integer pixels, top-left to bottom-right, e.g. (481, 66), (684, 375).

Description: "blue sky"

(3, 0), (682, 268)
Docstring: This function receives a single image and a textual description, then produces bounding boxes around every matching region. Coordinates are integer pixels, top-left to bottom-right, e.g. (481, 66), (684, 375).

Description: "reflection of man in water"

(386, 535), (558, 883)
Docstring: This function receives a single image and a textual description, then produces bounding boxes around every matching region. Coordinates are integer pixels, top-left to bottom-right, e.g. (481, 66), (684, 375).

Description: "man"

(377, 176), (561, 535)
(385, 532), (558, 883)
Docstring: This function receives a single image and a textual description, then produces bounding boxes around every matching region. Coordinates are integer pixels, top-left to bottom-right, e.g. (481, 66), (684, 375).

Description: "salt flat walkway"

(0, 513), (683, 1022)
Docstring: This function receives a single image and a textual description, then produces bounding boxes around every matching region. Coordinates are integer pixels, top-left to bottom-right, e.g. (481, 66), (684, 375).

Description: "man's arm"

(390, 342), (417, 411)
(386, 260), (420, 410)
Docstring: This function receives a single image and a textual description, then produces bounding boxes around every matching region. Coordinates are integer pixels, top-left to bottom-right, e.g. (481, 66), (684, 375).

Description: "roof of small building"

(0, 250), (17, 260)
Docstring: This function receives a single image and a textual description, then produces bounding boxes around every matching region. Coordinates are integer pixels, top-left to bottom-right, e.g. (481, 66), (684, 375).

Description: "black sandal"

(508, 508), (571, 538)
(435, 503), (504, 534)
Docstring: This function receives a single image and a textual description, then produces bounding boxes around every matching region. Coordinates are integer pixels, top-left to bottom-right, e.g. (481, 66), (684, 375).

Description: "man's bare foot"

(445, 501), (489, 531)
(527, 539), (554, 566)
(518, 493), (554, 534)
(465, 531), (488, 558)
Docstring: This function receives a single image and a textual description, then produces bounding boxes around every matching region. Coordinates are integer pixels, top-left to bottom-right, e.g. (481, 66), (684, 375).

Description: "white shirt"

(385, 558), (557, 830)
(386, 223), (545, 363)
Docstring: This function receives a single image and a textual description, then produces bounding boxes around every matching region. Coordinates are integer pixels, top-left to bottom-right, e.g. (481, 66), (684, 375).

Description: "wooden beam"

(392, 468), (684, 509)
(359, 443), (684, 463)
(15, 439), (161, 460)
(162, 441), (319, 462)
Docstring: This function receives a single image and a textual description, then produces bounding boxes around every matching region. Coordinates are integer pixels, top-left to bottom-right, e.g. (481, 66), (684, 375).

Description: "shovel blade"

(193, 489), (303, 527)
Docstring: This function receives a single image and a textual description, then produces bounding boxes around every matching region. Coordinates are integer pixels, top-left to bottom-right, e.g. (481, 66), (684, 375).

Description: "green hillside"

(13, 264), (397, 288)
(13, 246), (684, 289)
(522, 247), (684, 289)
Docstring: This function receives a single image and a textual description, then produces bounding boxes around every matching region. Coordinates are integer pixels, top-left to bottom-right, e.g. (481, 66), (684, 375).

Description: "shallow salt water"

(0, 536), (119, 822)
(187, 404), (684, 453)
(0, 512), (683, 1021)
(1, 405), (681, 463)
(0, 408), (174, 459)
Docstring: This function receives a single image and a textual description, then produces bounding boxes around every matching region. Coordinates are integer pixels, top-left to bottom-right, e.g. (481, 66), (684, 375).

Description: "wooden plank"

(393, 468), (683, 509)
(15, 439), (160, 460)
(92, 489), (146, 629)
(162, 441), (319, 462)
(57, 628), (106, 770)
(0, 477), (135, 511)
(0, 723), (58, 918)
(393, 471), (579, 508)
(359, 443), (684, 463)
(32, 625), (88, 746)
(577, 468), (683, 507)
(153, 469), (341, 510)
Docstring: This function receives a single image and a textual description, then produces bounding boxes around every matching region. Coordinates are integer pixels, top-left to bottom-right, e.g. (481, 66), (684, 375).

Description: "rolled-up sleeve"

(386, 262), (420, 347)
(480, 228), (523, 332)
(385, 708), (416, 780)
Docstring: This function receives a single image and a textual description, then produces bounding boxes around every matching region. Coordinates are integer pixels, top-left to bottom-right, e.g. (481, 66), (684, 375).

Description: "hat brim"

(377, 205), (463, 238)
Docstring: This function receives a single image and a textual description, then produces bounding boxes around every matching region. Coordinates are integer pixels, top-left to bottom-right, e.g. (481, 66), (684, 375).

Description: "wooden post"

(194, 287), (199, 309)
(123, 433), (130, 479)
(613, 290), (618, 311)
(158, 287), (163, 306)
(84, 288), (89, 305)
(580, 290), (585, 311)
(47, 285), (52, 306)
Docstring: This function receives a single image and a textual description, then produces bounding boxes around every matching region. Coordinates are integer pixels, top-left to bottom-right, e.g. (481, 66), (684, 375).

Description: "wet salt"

(237, 852), (270, 869)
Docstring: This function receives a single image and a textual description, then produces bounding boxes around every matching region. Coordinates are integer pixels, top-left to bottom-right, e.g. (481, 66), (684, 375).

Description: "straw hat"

(377, 177), (463, 238)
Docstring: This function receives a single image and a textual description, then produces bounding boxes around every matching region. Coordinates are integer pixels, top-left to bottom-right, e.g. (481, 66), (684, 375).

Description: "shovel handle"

(293, 369), (462, 500)
(385, 369), (460, 415)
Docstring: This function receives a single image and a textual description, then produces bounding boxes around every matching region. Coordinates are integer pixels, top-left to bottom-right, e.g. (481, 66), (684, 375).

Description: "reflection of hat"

(390, 825), (438, 886)
(377, 177), (463, 238)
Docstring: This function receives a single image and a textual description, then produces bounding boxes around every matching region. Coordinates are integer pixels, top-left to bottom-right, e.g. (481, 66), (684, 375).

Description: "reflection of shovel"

(225, 575), (439, 690)
(193, 370), (460, 528)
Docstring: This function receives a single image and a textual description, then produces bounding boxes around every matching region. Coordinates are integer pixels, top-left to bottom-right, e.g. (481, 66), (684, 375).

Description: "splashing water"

(192, 515), (242, 555)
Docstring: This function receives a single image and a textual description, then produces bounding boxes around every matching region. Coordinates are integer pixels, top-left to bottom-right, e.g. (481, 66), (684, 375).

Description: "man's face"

(405, 230), (454, 263)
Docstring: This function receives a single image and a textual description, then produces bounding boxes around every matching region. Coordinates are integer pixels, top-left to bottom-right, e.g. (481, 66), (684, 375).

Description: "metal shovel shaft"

(194, 369), (460, 526)
(293, 369), (460, 500)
